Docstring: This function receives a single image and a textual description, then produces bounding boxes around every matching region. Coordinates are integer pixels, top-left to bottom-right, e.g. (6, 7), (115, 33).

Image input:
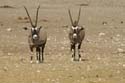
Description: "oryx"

(24, 6), (47, 63)
(68, 7), (85, 61)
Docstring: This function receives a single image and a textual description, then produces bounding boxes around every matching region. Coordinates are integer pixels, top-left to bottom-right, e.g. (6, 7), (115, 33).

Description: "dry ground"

(0, 0), (125, 83)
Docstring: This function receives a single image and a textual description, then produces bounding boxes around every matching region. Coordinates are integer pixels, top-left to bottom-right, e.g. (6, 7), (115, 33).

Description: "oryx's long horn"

(77, 7), (81, 25)
(68, 9), (73, 25)
(24, 6), (34, 27)
(35, 5), (40, 27)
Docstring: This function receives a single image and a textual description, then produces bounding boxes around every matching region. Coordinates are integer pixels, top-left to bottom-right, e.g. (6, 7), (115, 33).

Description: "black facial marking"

(31, 27), (41, 40)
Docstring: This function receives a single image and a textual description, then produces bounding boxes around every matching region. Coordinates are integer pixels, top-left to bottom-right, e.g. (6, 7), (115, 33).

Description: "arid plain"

(0, 0), (125, 83)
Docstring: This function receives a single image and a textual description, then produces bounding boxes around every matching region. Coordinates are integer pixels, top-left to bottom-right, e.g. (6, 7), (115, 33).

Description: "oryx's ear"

(23, 27), (29, 30)
(80, 27), (83, 30)
(39, 26), (42, 29)
(80, 26), (84, 30)
(37, 26), (42, 32)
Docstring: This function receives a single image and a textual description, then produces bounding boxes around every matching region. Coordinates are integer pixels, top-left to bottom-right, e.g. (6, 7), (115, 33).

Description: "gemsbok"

(68, 7), (85, 61)
(24, 6), (47, 63)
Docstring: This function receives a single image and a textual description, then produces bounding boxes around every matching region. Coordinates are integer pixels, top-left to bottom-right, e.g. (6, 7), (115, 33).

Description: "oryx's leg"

(41, 45), (45, 62)
(38, 47), (41, 63)
(71, 44), (75, 61)
(30, 46), (34, 63)
(73, 44), (76, 61)
(70, 44), (73, 52)
(36, 47), (40, 63)
(78, 43), (81, 61)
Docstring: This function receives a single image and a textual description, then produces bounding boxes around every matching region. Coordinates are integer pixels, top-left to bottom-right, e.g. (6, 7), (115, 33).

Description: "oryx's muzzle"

(72, 26), (79, 39)
(73, 33), (77, 39)
(32, 34), (38, 39)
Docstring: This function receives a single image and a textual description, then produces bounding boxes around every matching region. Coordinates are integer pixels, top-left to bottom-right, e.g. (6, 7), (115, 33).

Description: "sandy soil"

(0, 0), (125, 83)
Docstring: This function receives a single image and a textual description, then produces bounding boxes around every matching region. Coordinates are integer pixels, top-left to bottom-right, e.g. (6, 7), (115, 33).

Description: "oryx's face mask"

(72, 26), (79, 39)
(71, 25), (84, 40)
(31, 27), (41, 40)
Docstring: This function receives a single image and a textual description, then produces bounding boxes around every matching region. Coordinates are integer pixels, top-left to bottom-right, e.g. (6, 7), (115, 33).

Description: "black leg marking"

(30, 46), (33, 52)
(36, 47), (40, 63)
(71, 44), (75, 60)
(38, 48), (41, 63)
(31, 55), (33, 61)
(78, 43), (81, 61)
(41, 45), (45, 62)
(30, 46), (33, 63)
(36, 48), (39, 61)
(78, 43), (81, 49)
(73, 44), (76, 61)
(70, 44), (73, 52)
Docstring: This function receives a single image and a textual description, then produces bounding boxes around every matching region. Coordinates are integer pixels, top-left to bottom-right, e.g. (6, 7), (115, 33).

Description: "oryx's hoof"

(36, 60), (39, 64)
(71, 58), (75, 61)
(30, 61), (33, 64)
(79, 58), (82, 61)
(41, 60), (44, 63)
